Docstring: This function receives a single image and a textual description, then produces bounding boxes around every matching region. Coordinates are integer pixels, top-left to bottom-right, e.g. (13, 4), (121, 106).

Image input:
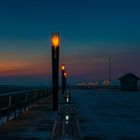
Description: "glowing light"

(66, 97), (69, 102)
(52, 33), (60, 47)
(66, 90), (70, 93)
(103, 80), (110, 87)
(64, 72), (68, 78)
(61, 64), (65, 71)
(66, 115), (69, 120)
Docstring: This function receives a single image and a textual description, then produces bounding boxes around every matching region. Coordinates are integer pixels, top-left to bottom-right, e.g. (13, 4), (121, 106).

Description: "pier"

(0, 89), (82, 140)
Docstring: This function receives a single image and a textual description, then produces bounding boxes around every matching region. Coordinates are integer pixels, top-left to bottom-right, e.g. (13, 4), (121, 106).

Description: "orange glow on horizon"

(52, 33), (60, 47)
(0, 61), (50, 77)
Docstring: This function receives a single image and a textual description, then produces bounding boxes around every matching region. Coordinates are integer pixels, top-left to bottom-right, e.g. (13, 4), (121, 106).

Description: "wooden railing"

(0, 88), (51, 126)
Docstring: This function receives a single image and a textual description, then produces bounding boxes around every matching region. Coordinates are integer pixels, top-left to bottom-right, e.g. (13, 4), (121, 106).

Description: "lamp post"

(61, 64), (65, 95)
(64, 72), (68, 92)
(51, 32), (60, 110)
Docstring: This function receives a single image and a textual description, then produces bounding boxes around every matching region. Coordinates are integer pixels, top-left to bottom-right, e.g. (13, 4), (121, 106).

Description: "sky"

(0, 0), (140, 86)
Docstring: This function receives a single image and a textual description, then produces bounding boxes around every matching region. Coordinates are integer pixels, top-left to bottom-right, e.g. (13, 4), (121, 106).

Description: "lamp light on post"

(61, 64), (65, 94)
(51, 32), (60, 110)
(64, 72), (67, 93)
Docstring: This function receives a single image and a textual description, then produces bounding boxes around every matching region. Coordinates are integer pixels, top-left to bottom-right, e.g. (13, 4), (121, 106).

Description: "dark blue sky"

(0, 0), (140, 86)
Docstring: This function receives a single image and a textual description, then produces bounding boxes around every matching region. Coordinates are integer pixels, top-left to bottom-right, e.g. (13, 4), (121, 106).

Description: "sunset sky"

(0, 0), (140, 86)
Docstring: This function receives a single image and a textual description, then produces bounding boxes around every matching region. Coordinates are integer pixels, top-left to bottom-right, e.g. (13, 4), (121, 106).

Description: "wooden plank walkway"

(52, 92), (82, 140)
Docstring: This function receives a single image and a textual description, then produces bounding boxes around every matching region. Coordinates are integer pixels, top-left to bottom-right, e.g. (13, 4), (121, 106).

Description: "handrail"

(0, 87), (51, 126)
(0, 88), (48, 97)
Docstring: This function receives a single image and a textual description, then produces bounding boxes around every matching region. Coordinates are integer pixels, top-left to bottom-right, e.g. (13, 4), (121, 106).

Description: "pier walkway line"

(0, 94), (57, 140)
(52, 91), (82, 140)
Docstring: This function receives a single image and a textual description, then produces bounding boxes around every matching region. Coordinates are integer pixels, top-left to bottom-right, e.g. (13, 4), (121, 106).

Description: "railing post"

(25, 93), (28, 108)
(8, 96), (12, 108)
(7, 96), (12, 121)
(34, 90), (37, 100)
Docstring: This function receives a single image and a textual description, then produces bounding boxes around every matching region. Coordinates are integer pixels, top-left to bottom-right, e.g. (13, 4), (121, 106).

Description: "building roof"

(118, 73), (140, 81)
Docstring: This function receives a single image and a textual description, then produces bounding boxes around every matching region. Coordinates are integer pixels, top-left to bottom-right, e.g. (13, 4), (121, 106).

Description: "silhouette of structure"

(118, 73), (140, 91)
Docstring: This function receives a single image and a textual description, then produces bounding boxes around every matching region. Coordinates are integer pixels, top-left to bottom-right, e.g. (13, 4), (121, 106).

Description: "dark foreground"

(0, 89), (140, 140)
(0, 95), (57, 140)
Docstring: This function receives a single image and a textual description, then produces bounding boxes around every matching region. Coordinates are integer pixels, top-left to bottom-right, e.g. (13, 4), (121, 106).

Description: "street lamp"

(64, 72), (67, 93)
(64, 72), (68, 79)
(51, 32), (60, 110)
(61, 64), (65, 95)
(61, 64), (65, 71)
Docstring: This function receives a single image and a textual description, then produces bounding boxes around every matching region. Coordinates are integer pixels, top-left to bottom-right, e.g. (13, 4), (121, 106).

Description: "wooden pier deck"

(0, 91), (82, 140)
(0, 95), (57, 140)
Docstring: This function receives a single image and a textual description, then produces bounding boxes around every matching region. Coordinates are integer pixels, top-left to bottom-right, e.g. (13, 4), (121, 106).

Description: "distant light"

(103, 80), (110, 87)
(52, 33), (60, 47)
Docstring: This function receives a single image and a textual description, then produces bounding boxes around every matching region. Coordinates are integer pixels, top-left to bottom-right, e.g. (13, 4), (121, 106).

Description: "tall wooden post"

(64, 72), (67, 92)
(51, 32), (60, 110)
(61, 64), (65, 94)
